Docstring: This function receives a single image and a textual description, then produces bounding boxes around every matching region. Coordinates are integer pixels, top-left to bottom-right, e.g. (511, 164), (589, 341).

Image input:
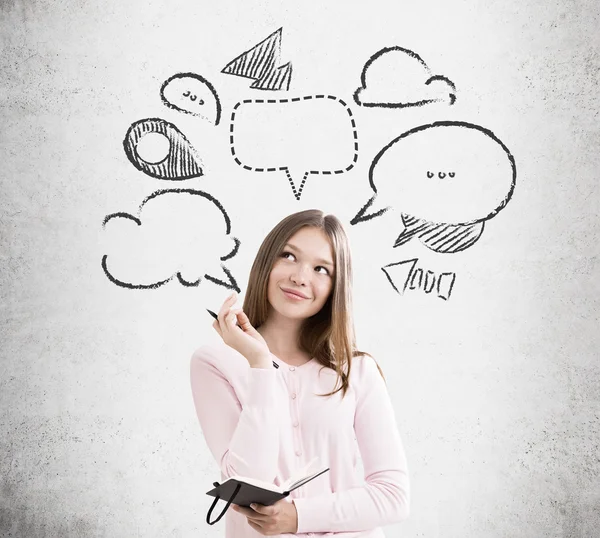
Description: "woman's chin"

(272, 303), (314, 320)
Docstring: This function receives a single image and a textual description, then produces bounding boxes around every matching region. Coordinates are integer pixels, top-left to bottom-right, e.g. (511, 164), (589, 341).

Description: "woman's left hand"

(233, 498), (298, 535)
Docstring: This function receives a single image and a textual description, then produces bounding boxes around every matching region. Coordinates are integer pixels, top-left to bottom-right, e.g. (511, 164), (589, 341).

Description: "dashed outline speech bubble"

(229, 95), (359, 200)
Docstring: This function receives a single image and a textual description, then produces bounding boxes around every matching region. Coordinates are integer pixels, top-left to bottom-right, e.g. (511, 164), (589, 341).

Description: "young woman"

(190, 209), (410, 537)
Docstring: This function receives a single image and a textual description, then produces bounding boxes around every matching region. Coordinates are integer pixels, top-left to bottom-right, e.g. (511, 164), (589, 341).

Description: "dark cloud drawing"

(222, 27), (292, 91)
(101, 189), (240, 292)
(354, 46), (456, 108)
(123, 118), (204, 180)
(160, 72), (222, 125)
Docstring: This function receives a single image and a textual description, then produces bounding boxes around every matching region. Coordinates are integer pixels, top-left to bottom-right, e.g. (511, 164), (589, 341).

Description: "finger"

(225, 309), (239, 329)
(217, 292), (238, 323)
(235, 310), (254, 333)
(233, 507), (266, 526)
(231, 309), (245, 324)
(217, 307), (237, 333)
(250, 502), (270, 514)
(233, 503), (265, 518)
(212, 320), (222, 338)
(232, 505), (252, 516)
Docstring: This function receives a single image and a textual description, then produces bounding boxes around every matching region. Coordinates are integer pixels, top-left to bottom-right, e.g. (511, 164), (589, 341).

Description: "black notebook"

(205, 459), (329, 525)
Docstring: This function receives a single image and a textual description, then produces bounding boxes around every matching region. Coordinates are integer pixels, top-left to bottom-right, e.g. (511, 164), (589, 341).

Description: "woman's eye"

(315, 266), (329, 275)
(281, 251), (295, 260)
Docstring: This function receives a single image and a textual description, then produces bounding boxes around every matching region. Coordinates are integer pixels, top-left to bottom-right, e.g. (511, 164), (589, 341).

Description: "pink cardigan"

(190, 340), (410, 537)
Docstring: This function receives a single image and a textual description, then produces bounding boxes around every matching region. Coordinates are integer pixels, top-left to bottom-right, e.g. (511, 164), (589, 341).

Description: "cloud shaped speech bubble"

(354, 46), (456, 108)
(229, 95), (359, 200)
(352, 121), (516, 253)
(101, 189), (240, 291)
(160, 72), (222, 125)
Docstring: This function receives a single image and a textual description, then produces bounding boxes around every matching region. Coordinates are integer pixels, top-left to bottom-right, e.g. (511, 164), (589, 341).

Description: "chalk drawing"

(222, 27), (292, 91)
(123, 118), (204, 180)
(382, 258), (456, 300)
(354, 46), (456, 108)
(160, 72), (222, 125)
(230, 95), (359, 200)
(394, 214), (485, 253)
(101, 189), (240, 292)
(351, 121), (516, 254)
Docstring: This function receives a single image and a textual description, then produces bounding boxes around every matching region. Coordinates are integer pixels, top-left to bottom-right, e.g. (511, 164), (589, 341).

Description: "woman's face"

(266, 226), (335, 321)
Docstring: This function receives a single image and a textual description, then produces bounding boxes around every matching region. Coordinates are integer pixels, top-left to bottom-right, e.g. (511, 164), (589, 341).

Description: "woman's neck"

(257, 315), (306, 359)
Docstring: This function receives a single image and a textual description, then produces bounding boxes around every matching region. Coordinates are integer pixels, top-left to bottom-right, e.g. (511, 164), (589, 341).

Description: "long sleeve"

(189, 344), (280, 482)
(292, 355), (410, 533)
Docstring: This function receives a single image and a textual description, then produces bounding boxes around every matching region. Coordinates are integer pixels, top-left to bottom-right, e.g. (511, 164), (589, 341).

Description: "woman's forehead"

(286, 228), (335, 264)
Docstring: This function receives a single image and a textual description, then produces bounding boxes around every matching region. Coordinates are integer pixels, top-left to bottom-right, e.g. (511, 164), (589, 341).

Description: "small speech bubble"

(352, 121), (516, 253)
(230, 95), (359, 200)
(160, 72), (222, 125)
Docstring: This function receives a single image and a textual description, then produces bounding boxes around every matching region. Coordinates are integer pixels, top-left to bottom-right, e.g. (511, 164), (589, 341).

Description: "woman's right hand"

(212, 292), (272, 367)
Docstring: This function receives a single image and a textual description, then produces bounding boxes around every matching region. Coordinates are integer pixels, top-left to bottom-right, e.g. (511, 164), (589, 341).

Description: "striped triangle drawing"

(222, 28), (292, 91)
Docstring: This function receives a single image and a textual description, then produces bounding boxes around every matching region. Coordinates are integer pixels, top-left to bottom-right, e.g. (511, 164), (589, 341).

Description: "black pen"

(206, 309), (279, 369)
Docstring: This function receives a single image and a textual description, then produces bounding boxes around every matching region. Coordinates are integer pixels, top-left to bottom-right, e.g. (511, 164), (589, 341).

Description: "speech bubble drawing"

(160, 72), (222, 125)
(101, 189), (240, 292)
(354, 46), (456, 108)
(352, 121), (516, 253)
(230, 95), (359, 200)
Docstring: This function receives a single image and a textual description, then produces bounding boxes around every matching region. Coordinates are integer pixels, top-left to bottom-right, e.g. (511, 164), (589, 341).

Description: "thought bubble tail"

(284, 169), (309, 201)
(204, 264), (241, 293)
(393, 214), (425, 247)
(393, 231), (413, 248)
(350, 195), (391, 225)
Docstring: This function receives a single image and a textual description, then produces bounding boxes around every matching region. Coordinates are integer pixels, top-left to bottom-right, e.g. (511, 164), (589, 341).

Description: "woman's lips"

(281, 288), (309, 300)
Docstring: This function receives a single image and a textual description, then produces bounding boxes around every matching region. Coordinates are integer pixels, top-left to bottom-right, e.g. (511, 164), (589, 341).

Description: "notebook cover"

(206, 468), (330, 508)
(206, 479), (289, 508)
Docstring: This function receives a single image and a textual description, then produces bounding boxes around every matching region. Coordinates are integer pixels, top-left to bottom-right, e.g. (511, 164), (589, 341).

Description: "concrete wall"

(1, 0), (598, 536)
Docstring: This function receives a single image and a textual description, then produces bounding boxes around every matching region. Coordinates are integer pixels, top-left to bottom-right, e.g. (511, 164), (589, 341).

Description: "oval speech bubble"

(160, 72), (222, 125)
(369, 121), (516, 225)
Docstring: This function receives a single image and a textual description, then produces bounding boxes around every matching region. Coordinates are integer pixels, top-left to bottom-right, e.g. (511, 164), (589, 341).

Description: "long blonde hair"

(242, 209), (385, 399)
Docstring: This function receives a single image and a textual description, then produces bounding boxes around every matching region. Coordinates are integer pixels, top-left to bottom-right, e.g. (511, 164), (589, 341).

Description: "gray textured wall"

(1, 0), (599, 537)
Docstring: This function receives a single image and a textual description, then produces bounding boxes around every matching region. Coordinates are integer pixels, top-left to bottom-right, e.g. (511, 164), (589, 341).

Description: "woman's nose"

(290, 264), (310, 284)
